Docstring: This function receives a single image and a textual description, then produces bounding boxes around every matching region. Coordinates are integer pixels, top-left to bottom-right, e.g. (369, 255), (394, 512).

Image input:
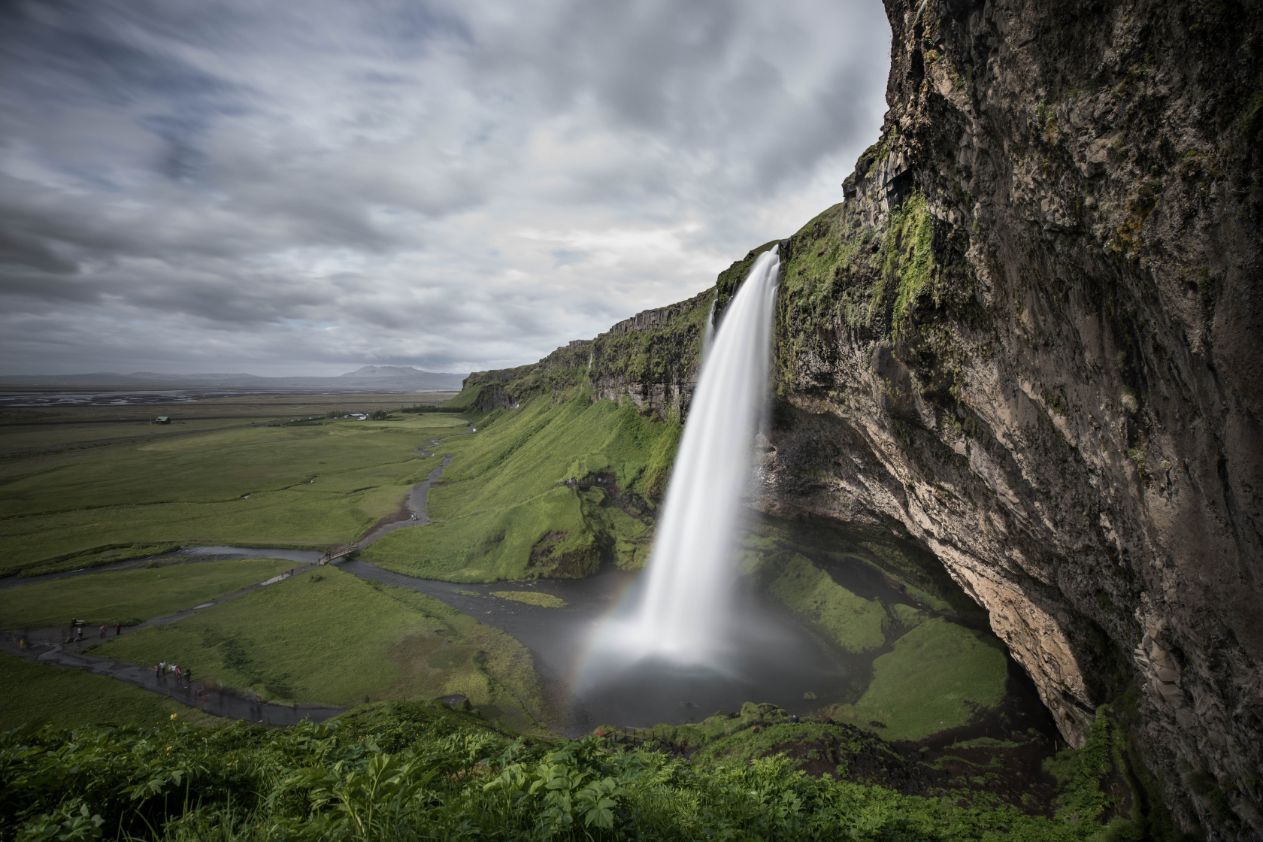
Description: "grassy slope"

(0, 415), (466, 576)
(363, 396), (678, 581)
(0, 652), (215, 730)
(94, 567), (546, 731)
(0, 557), (295, 628)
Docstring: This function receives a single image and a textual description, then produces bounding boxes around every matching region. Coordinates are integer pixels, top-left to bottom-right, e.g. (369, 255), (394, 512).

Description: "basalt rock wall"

(765, 1), (1261, 837)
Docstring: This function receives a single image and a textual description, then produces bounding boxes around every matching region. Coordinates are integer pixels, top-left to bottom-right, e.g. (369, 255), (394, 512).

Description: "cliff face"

(768, 0), (1261, 836)
(464, 289), (713, 416)
(463, 1), (1262, 836)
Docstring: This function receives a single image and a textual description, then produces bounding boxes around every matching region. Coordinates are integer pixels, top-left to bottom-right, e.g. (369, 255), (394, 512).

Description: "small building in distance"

(153, 416), (171, 424)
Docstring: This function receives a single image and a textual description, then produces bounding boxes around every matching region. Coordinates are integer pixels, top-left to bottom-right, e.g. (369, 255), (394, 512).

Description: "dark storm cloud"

(0, 0), (890, 376)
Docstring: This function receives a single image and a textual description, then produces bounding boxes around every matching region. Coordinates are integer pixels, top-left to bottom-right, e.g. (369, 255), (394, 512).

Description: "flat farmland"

(0, 393), (464, 576)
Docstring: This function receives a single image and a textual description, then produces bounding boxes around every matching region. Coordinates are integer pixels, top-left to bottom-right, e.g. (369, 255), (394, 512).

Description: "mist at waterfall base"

(567, 246), (849, 727)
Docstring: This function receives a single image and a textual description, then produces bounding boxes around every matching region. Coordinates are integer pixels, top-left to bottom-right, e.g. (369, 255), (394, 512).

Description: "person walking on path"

(184, 667), (193, 687)
(115, 623), (122, 636)
(98, 625), (106, 639)
(158, 661), (166, 683)
(153, 663), (161, 682)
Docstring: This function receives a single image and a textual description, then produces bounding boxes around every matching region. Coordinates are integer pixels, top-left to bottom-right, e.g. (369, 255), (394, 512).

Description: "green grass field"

(362, 396), (678, 581)
(0, 652), (215, 730)
(828, 617), (1009, 741)
(0, 557), (296, 628)
(94, 567), (547, 731)
(0, 414), (466, 576)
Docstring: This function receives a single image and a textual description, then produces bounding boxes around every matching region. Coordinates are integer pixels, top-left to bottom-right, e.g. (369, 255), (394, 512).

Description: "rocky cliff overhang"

(762, 1), (1261, 837)
(459, 1), (1261, 836)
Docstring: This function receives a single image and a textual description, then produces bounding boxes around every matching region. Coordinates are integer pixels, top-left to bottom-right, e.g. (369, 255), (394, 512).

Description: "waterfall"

(614, 246), (780, 665)
(701, 296), (717, 359)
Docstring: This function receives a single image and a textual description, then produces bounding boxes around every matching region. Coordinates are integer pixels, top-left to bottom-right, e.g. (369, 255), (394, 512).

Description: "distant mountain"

(340, 365), (432, 379)
(0, 367), (465, 392)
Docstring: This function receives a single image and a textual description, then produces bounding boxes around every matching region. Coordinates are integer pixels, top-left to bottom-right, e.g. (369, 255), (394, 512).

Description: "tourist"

(98, 625), (106, 639)
(115, 623), (122, 636)
(185, 667), (193, 687)
(158, 660), (167, 682)
(153, 663), (161, 682)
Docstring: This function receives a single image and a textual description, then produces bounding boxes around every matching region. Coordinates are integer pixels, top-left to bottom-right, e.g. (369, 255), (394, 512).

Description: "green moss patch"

(491, 590), (567, 608)
(830, 618), (1008, 741)
(765, 554), (889, 654)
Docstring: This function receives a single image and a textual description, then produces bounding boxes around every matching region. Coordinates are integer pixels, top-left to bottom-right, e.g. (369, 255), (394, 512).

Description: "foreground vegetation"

(0, 701), (1144, 841)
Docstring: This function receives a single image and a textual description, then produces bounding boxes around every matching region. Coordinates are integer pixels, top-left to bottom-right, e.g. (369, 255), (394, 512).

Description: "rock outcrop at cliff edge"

(765, 0), (1261, 837)
(462, 0), (1261, 836)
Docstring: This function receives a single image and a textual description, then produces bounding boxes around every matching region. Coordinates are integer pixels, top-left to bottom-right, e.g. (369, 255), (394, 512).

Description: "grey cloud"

(0, 0), (890, 376)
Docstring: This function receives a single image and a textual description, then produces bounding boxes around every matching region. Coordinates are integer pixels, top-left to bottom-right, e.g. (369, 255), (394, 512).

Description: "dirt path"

(0, 546), (323, 591)
(353, 453), (453, 549)
(1, 635), (341, 725)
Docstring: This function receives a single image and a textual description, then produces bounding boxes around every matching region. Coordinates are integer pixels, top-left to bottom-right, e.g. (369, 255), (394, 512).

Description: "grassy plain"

(363, 396), (679, 581)
(0, 557), (295, 628)
(0, 404), (465, 576)
(95, 567), (547, 731)
(0, 652), (214, 730)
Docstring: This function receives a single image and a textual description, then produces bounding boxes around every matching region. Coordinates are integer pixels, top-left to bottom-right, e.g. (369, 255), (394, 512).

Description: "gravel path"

(1, 635), (341, 725)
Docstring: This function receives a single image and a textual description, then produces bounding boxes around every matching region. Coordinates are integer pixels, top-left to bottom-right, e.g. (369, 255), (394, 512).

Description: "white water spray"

(610, 246), (780, 665)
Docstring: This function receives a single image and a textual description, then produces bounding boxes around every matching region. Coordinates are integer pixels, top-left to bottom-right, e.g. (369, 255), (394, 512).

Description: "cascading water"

(607, 246), (781, 665)
(701, 297), (717, 359)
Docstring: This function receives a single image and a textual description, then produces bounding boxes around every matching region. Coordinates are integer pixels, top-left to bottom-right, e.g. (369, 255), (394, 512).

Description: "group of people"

(65, 618), (122, 644)
(154, 660), (193, 688)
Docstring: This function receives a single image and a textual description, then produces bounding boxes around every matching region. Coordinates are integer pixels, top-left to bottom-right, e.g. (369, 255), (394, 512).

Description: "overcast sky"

(0, 0), (890, 377)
